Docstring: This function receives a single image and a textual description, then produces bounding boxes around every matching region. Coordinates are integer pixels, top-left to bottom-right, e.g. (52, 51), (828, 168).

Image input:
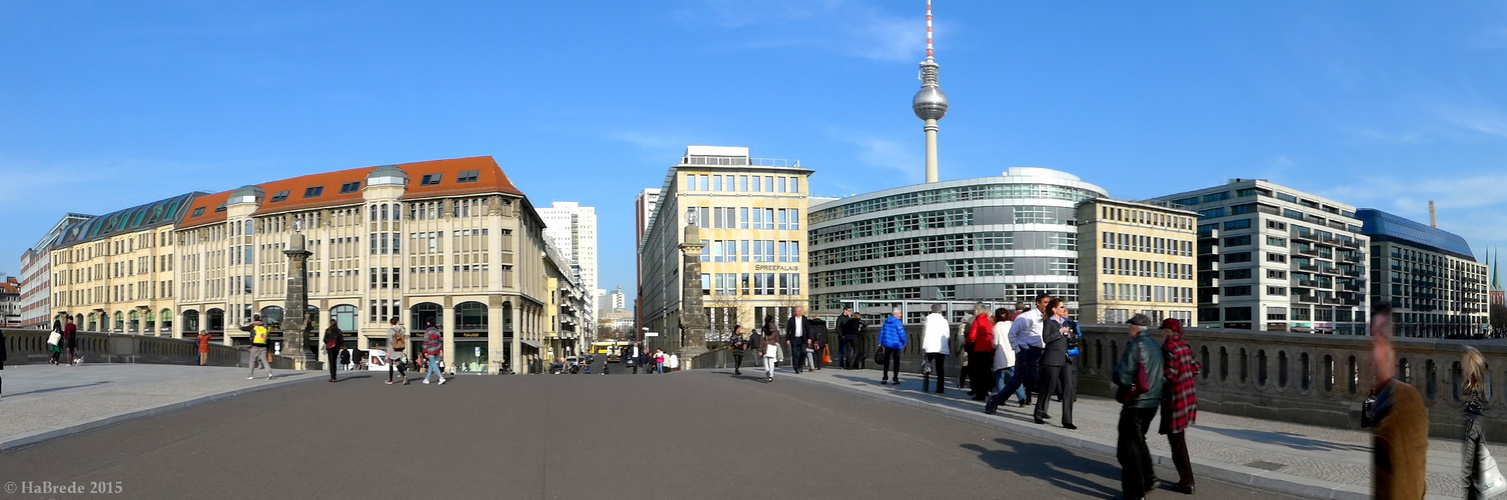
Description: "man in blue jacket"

(877, 308), (908, 385)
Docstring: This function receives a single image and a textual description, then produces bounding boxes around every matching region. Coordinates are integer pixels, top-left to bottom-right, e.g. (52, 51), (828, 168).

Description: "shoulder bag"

(873, 346), (889, 365)
(1115, 339), (1151, 404)
(1475, 441), (1507, 498)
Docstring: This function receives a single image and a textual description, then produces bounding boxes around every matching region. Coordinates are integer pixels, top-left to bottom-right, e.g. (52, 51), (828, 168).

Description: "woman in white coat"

(921, 303), (951, 394)
(991, 307), (1026, 404)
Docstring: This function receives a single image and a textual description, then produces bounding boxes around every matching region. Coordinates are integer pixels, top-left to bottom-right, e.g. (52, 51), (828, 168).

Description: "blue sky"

(5, 1), (1507, 292)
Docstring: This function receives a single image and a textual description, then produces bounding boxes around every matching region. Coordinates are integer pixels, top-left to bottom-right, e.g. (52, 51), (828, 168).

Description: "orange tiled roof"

(0, 278), (19, 295)
(178, 156), (522, 229)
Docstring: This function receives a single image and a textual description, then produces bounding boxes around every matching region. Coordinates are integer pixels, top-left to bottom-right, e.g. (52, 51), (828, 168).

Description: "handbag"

(873, 346), (889, 365)
(1476, 442), (1507, 498)
(1114, 339), (1151, 404)
(48, 332), (61, 346)
(765, 344), (779, 358)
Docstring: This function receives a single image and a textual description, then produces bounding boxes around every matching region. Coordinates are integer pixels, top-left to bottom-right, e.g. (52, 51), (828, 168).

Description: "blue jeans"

(426, 355), (443, 382)
(995, 367), (1026, 402)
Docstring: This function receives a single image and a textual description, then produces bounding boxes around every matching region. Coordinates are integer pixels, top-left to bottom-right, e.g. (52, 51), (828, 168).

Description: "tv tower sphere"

(912, 62), (949, 121)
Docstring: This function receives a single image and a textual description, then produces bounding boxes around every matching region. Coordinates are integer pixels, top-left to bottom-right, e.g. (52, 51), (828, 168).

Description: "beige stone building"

(50, 194), (198, 336)
(637, 146), (812, 351)
(49, 157), (562, 374)
(1076, 199), (1199, 325)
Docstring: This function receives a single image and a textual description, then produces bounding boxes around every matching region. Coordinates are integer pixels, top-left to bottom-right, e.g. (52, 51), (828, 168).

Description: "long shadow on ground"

(964, 437), (1124, 498)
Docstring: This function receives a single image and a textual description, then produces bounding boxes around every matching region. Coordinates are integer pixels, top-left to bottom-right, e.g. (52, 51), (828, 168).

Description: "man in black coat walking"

(784, 307), (813, 374)
(838, 308), (866, 369)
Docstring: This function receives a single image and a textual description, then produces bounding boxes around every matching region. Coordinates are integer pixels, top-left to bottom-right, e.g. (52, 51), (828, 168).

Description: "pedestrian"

(323, 320), (342, 383)
(48, 320), (63, 365)
(1366, 304), (1427, 499)
(1114, 314), (1165, 500)
(808, 318), (827, 371)
(668, 353), (680, 372)
(966, 302), (996, 401)
(243, 315), (274, 380)
(386, 318), (409, 385)
(197, 330), (212, 366)
(878, 307), (907, 386)
(760, 316), (780, 382)
(1461, 345), (1503, 499)
(986, 294), (1051, 414)
(628, 342), (641, 374)
(921, 303), (951, 394)
(785, 306), (812, 374)
(990, 307), (1025, 404)
(838, 307), (865, 369)
(47, 320), (63, 365)
(63, 317), (79, 366)
(339, 348), (351, 371)
(729, 326), (748, 375)
(1159, 318), (1199, 495)
(654, 349), (666, 374)
(1033, 298), (1075, 429)
(422, 319), (445, 385)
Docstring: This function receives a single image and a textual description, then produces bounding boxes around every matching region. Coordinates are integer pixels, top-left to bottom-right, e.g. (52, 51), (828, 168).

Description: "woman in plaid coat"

(1159, 318), (1199, 495)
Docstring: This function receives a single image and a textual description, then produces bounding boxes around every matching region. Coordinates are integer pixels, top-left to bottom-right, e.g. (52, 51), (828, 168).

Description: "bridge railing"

(691, 322), (1507, 441)
(2, 328), (296, 369)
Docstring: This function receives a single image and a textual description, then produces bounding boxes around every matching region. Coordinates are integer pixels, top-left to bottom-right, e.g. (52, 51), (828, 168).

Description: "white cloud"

(1319, 171), (1507, 254)
(607, 131), (693, 151)
(828, 130), (924, 184)
(1433, 105), (1507, 139)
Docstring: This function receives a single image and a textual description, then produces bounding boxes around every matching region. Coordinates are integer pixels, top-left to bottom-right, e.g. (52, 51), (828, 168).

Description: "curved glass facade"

(807, 169), (1107, 316)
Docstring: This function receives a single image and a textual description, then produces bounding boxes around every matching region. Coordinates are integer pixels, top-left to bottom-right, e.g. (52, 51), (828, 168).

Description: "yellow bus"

(591, 341), (630, 362)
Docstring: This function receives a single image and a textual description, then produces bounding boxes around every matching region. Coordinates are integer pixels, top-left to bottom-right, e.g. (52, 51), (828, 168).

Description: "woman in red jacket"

(966, 303), (996, 401)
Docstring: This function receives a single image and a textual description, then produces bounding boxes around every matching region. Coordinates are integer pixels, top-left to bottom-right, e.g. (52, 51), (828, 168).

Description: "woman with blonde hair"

(1461, 346), (1504, 499)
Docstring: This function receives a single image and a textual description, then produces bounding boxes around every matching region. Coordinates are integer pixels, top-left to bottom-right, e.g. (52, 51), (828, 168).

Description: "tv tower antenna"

(912, 0), (948, 183)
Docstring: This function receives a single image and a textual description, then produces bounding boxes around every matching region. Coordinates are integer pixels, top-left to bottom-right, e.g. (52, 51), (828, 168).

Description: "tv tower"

(912, 0), (948, 184)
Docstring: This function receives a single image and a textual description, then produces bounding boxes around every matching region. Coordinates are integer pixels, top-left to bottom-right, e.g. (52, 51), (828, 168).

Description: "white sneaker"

(247, 376), (255, 380)
(267, 374), (274, 380)
(438, 378), (446, 385)
(423, 379), (430, 384)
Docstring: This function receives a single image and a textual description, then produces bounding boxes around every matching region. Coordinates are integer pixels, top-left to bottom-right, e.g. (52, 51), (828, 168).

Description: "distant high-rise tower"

(912, 0), (948, 184)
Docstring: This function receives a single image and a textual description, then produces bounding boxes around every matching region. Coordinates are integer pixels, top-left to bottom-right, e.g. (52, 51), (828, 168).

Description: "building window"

(304, 186), (324, 198)
(214, 203), (227, 213)
(1224, 286), (1252, 296)
(1267, 286), (1287, 296)
(1223, 218), (1252, 230)
(1224, 252), (1252, 263)
(339, 181), (362, 193)
(270, 191), (290, 203)
(457, 170), (479, 183)
(420, 174), (443, 186)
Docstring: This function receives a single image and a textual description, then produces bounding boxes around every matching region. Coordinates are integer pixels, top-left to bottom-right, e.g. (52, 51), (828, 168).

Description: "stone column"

(282, 233), (314, 369)
(679, 223), (710, 362)
(485, 300), (503, 374)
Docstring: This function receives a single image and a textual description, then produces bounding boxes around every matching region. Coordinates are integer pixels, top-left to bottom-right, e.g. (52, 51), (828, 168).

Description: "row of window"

(684, 173), (801, 194)
(1101, 284), (1194, 304)
(1099, 232), (1194, 256)
(1096, 205), (1196, 230)
(702, 240), (801, 263)
(1102, 258), (1193, 280)
(811, 183), (1099, 223)
(703, 272), (802, 296)
(694, 207), (801, 231)
(811, 232), (1076, 266)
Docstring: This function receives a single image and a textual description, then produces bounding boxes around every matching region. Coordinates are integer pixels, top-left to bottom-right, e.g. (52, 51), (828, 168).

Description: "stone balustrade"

(2, 329), (297, 369)
(689, 322), (1507, 441)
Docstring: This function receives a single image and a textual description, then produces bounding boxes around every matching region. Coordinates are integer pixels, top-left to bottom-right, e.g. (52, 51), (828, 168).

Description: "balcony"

(1296, 295), (1320, 304)
(1322, 297), (1343, 305)
(1317, 267), (1341, 276)
(1342, 240), (1361, 249)
(1297, 248), (1319, 257)
(1296, 279), (1319, 288)
(1198, 228), (1219, 240)
(1342, 269), (1362, 278)
(1295, 264), (1319, 272)
(1290, 230), (1317, 242)
(1321, 236), (1343, 246)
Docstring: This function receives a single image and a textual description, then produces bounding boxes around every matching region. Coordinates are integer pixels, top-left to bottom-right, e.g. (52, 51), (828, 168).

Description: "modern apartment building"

(1076, 199), (1199, 325)
(806, 167), (1106, 323)
(17, 213), (92, 328)
(47, 157), (558, 374)
(1357, 208), (1489, 337)
(537, 201), (598, 340)
(637, 146), (812, 350)
(1154, 179), (1369, 334)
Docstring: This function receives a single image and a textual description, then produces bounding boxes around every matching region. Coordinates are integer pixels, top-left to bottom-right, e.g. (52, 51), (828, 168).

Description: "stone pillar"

(486, 301), (503, 374)
(509, 301), (522, 374)
(282, 233), (314, 369)
(679, 223), (709, 362)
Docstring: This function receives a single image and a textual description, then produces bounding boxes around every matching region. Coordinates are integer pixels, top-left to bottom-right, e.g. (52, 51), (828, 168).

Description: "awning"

(521, 340), (544, 350)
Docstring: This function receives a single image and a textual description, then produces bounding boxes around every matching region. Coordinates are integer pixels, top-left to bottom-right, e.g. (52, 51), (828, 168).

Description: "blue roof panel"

(1356, 208), (1477, 261)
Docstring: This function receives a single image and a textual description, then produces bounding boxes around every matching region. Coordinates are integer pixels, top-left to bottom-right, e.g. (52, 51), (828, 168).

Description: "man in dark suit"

(837, 307), (866, 369)
(1033, 298), (1075, 429)
(784, 307), (813, 374)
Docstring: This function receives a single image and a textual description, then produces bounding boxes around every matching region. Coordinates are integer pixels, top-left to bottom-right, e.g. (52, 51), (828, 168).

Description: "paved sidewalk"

(769, 366), (1489, 500)
(0, 364), (326, 451)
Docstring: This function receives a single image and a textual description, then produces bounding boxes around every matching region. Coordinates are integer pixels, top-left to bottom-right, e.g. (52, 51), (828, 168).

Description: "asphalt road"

(0, 366), (1296, 500)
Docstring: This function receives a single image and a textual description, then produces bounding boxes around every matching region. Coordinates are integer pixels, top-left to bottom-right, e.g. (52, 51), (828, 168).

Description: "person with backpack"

(729, 326), (748, 375)
(386, 318), (409, 385)
(243, 315), (274, 380)
(422, 320), (446, 385)
(323, 319), (343, 383)
(48, 320), (63, 365)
